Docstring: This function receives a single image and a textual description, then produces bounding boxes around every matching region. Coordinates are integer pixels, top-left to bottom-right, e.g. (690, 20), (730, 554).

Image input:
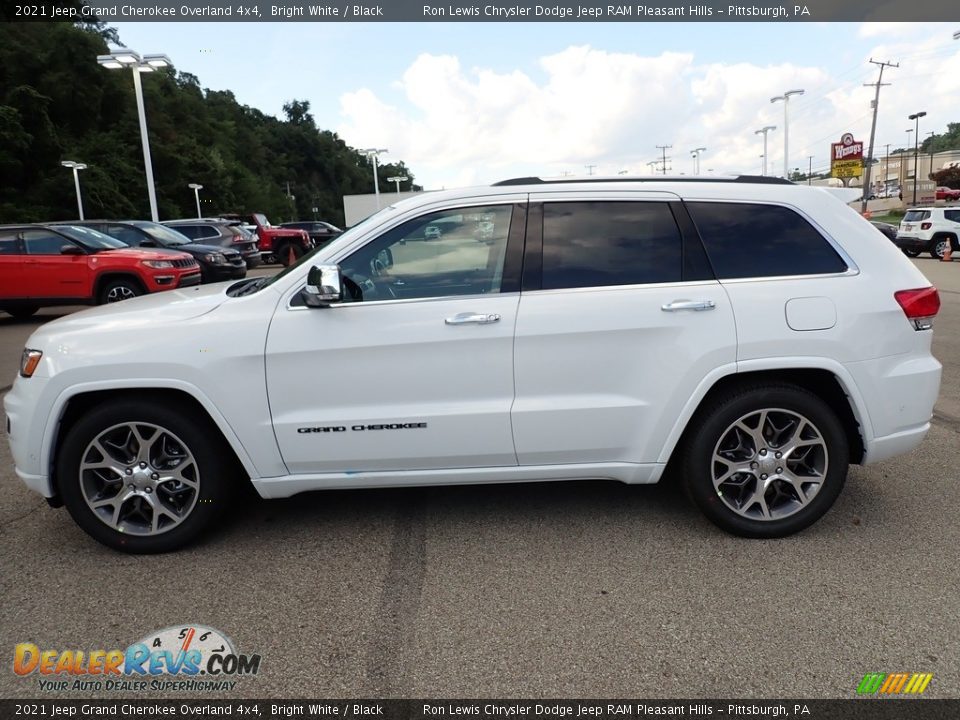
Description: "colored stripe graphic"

(858, 672), (933, 695)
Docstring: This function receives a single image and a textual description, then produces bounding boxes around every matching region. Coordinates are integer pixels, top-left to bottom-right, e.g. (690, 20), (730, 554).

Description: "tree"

(931, 166), (960, 190)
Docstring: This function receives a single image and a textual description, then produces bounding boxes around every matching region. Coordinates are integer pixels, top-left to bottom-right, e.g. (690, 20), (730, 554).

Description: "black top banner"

(6, 0), (960, 22)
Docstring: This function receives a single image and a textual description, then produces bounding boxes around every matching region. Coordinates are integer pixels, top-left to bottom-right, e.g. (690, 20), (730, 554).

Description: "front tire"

(681, 384), (849, 538)
(99, 278), (143, 304)
(56, 400), (233, 552)
(902, 248), (921, 258)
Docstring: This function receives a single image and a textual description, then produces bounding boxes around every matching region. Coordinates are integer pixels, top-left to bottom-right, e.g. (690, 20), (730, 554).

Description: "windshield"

(133, 221), (192, 246)
(56, 225), (127, 250)
(254, 213), (270, 228)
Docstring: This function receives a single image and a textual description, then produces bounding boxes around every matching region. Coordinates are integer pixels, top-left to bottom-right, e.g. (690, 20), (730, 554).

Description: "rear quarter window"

(686, 202), (848, 280)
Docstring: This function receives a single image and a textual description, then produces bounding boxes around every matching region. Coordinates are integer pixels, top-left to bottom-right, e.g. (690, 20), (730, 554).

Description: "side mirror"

(60, 245), (84, 255)
(301, 264), (342, 308)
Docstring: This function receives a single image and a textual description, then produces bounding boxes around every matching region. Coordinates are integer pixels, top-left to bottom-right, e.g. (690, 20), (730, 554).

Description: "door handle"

(445, 312), (501, 325)
(661, 299), (716, 312)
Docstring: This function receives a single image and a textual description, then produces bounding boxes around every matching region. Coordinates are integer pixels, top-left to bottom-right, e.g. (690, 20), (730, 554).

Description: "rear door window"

(686, 202), (847, 280)
(0, 231), (19, 255)
(540, 201), (682, 289)
(23, 230), (74, 255)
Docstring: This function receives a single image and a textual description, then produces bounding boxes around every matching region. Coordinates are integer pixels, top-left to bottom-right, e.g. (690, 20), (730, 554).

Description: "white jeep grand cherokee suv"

(4, 177), (942, 552)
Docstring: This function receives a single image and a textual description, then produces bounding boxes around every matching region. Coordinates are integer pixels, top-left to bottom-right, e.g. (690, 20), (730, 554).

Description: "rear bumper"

(203, 264), (247, 281)
(844, 352), (942, 464)
(894, 236), (930, 251)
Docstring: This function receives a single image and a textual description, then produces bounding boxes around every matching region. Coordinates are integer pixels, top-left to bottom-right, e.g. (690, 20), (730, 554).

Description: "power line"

(656, 144), (672, 175)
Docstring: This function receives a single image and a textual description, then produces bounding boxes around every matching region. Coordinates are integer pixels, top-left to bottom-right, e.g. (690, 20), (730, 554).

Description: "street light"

(61, 161), (87, 220)
(386, 175), (408, 193)
(97, 50), (173, 222)
(908, 111), (927, 204)
(690, 147), (706, 175)
(647, 161), (658, 174)
(362, 148), (388, 209)
(755, 126), (776, 176)
(188, 183), (203, 218)
(771, 89), (805, 178)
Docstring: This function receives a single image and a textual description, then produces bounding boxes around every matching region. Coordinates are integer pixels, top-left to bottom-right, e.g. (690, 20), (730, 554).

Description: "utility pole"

(860, 59), (898, 213)
(656, 145), (672, 175)
(808, 156), (813, 185)
(585, 164), (596, 176)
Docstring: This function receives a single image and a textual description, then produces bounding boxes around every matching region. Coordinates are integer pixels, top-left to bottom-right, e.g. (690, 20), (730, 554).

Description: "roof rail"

(491, 175), (794, 187)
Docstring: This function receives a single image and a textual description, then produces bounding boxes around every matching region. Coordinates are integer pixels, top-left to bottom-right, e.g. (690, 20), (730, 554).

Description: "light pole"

(647, 161), (658, 174)
(97, 50), (172, 222)
(771, 89), (804, 178)
(690, 147), (706, 175)
(755, 126), (776, 176)
(908, 111), (927, 205)
(387, 175), (408, 193)
(61, 161), (87, 220)
(362, 148), (388, 209)
(188, 183), (203, 218)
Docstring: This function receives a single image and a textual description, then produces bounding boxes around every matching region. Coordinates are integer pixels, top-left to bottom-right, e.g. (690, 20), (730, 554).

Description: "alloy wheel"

(711, 408), (828, 521)
(79, 422), (200, 535)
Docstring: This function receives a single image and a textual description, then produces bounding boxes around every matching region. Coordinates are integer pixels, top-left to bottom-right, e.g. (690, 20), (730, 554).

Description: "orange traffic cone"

(288, 245), (297, 266)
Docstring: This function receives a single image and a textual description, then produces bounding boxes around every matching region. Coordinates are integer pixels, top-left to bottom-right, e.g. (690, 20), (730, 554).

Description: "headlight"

(20, 349), (42, 378)
(142, 260), (175, 269)
(203, 253), (227, 264)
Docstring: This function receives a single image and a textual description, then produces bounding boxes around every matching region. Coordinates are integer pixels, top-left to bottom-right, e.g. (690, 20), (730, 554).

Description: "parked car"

(895, 207), (960, 259)
(0, 224), (199, 318)
(163, 219), (262, 269)
(279, 221), (342, 247)
(61, 220), (246, 283)
(5, 176), (942, 552)
(935, 186), (960, 201)
(870, 221), (899, 242)
(222, 213), (312, 266)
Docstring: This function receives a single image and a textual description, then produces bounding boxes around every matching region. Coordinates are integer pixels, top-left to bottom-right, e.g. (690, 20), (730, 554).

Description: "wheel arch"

(45, 384), (258, 506)
(93, 272), (147, 301)
(660, 364), (868, 475)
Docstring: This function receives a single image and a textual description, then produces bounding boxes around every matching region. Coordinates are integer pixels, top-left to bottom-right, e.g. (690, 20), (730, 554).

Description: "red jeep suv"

(0, 224), (201, 319)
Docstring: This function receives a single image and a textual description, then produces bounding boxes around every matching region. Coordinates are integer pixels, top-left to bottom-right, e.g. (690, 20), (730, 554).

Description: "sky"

(110, 21), (960, 189)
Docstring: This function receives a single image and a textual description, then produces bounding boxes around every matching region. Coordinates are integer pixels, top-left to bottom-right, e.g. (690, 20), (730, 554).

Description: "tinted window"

(23, 230), (77, 255)
(55, 226), (126, 250)
(132, 222), (192, 246)
(903, 210), (931, 222)
(98, 224), (146, 246)
(541, 201), (681, 289)
(687, 202), (847, 279)
(0, 231), (19, 255)
(339, 205), (513, 302)
(944, 210), (960, 223)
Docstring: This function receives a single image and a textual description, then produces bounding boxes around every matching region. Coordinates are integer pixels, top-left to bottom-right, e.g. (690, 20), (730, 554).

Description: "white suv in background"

(5, 177), (942, 552)
(895, 206), (960, 259)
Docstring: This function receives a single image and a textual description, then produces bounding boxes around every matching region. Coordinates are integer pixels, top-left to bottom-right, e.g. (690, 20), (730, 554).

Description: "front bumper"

(4, 374), (55, 498)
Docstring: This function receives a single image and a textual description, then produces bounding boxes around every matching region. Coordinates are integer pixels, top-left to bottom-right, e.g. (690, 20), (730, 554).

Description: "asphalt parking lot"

(1, 259), (959, 700)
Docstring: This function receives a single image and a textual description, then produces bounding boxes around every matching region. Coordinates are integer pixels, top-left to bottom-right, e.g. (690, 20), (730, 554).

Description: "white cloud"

(337, 36), (960, 189)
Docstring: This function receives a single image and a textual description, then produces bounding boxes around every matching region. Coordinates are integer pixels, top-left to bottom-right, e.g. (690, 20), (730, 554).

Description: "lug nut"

(139, 461), (147, 469)
(776, 467), (783, 474)
(750, 462), (759, 470)
(759, 449), (767, 456)
(760, 473), (768, 480)
(144, 487), (152, 494)
(125, 468), (132, 475)
(128, 483), (135, 490)
(775, 451), (782, 459)
(151, 473), (159, 480)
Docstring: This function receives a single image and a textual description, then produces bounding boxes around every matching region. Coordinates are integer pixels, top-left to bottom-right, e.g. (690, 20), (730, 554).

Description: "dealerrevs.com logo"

(13, 625), (261, 693)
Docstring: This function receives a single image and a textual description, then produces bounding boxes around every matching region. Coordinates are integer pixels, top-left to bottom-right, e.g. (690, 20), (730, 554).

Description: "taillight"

(895, 287), (940, 329)
(921, 222), (932, 230)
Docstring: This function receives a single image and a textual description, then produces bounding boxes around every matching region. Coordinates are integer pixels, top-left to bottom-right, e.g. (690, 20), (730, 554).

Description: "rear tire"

(902, 249), (921, 258)
(56, 400), (233, 553)
(3, 306), (38, 319)
(99, 278), (143, 304)
(681, 383), (849, 538)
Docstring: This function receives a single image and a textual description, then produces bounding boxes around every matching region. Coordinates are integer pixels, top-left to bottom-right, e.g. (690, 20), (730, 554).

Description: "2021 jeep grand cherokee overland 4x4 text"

(4, 177), (942, 552)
